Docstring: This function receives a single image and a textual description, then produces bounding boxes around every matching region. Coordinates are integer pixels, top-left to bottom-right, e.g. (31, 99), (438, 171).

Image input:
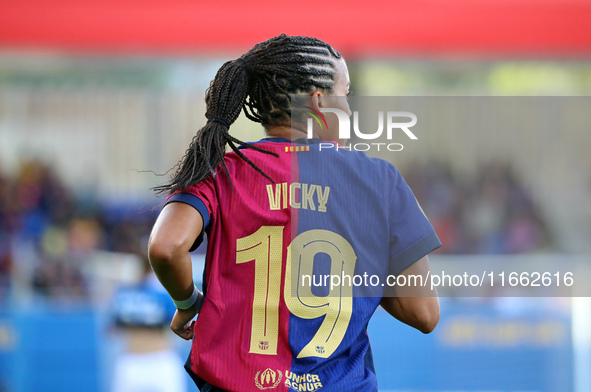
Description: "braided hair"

(153, 33), (342, 195)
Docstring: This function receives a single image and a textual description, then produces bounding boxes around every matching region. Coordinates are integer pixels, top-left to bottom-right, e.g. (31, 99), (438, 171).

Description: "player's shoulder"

(224, 137), (399, 178)
(316, 143), (397, 173)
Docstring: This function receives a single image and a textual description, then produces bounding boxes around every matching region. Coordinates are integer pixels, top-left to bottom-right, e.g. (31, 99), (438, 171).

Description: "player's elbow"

(415, 300), (440, 334)
(417, 312), (439, 334)
(148, 235), (184, 267)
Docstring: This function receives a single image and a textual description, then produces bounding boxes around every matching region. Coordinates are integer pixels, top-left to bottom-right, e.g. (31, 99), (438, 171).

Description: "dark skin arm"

(148, 202), (204, 340)
(380, 255), (440, 334)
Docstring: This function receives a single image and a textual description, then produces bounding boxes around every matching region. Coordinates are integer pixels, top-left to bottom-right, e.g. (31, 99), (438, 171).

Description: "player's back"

(174, 137), (438, 391)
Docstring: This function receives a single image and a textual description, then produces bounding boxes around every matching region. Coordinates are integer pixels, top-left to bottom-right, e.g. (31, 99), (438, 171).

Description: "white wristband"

(173, 284), (203, 310)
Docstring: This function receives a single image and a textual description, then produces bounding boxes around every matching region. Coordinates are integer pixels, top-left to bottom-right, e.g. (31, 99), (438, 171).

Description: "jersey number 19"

(236, 226), (357, 359)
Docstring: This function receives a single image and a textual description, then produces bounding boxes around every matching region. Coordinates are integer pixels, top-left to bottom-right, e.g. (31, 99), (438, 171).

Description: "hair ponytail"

(154, 34), (341, 196)
(153, 58), (278, 195)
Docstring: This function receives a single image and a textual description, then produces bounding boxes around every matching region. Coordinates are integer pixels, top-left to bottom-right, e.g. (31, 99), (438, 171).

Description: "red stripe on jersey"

(187, 141), (297, 391)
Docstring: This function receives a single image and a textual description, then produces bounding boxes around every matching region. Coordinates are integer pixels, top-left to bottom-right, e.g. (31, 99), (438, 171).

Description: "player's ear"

(310, 90), (322, 112)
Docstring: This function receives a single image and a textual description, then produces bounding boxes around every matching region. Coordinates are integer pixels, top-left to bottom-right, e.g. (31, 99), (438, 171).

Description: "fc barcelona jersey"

(166, 137), (441, 392)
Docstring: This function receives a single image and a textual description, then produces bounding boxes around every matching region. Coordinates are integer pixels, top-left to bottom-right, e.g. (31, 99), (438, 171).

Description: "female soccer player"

(148, 34), (441, 392)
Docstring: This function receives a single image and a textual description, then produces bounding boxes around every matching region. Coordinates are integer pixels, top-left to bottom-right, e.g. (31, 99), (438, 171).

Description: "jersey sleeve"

(164, 177), (217, 251)
(387, 164), (441, 275)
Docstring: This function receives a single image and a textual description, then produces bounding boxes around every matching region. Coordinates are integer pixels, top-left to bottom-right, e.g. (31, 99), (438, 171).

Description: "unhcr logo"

(254, 368), (283, 390)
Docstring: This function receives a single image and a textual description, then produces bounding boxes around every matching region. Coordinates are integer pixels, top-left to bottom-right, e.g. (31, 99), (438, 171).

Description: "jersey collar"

(256, 137), (325, 145)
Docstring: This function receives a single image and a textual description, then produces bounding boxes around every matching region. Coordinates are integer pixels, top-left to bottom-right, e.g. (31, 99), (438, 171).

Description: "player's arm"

(380, 255), (439, 334)
(148, 202), (203, 340)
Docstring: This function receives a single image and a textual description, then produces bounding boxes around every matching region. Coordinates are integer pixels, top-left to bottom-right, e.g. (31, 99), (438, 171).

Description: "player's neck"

(265, 126), (308, 141)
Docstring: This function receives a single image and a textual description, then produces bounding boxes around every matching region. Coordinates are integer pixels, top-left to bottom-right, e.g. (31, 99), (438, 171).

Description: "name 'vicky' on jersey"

(266, 182), (330, 212)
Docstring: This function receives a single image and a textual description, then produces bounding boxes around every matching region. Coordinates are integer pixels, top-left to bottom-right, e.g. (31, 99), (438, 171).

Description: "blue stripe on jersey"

(284, 138), (440, 391)
(288, 141), (387, 391)
(166, 192), (211, 227)
(166, 193), (210, 251)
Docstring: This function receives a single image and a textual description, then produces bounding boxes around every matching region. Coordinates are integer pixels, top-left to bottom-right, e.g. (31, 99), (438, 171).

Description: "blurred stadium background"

(1, 1), (591, 391)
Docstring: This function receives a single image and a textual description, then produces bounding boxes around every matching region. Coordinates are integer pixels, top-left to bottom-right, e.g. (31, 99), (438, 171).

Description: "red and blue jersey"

(166, 137), (441, 392)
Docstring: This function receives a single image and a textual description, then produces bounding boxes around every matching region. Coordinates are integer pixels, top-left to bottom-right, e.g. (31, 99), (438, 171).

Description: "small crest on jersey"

(315, 346), (325, 354)
(254, 368), (283, 390)
(258, 340), (269, 350)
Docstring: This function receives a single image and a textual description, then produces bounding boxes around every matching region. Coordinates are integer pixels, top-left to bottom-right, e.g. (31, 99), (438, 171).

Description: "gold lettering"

(290, 183), (301, 209)
(268, 182), (329, 212)
(317, 186), (330, 212)
(266, 184), (281, 210)
(282, 182), (288, 209)
(301, 184), (316, 210)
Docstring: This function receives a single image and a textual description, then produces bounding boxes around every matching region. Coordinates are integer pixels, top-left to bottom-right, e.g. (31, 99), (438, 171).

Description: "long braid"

(153, 34), (341, 195)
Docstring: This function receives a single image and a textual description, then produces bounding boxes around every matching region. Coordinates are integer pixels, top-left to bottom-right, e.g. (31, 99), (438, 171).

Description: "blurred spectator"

(0, 159), (159, 302)
(404, 161), (554, 254)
